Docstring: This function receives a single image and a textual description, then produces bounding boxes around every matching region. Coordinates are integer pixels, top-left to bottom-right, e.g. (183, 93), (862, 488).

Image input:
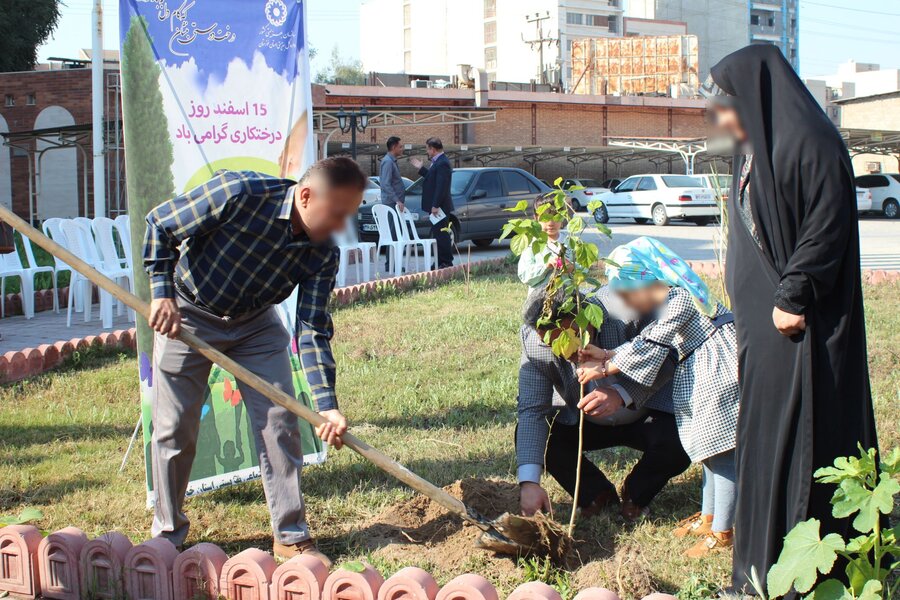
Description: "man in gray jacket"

(379, 136), (406, 212)
(516, 286), (690, 521)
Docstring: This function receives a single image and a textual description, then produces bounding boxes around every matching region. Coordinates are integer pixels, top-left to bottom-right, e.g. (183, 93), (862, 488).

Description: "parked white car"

(693, 174), (733, 202)
(856, 187), (873, 214)
(361, 179), (382, 206)
(854, 174), (900, 219)
(593, 174), (719, 226)
(562, 178), (612, 212)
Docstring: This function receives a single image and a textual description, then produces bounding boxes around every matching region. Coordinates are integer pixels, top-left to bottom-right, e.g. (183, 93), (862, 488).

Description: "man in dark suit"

(410, 137), (454, 268)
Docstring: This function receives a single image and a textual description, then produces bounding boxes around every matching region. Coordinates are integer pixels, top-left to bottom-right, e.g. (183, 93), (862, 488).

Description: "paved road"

(465, 215), (900, 270)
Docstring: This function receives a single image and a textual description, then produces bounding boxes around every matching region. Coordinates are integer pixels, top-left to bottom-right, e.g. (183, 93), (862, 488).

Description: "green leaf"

(596, 222), (613, 238)
(550, 328), (579, 359)
(568, 216), (585, 235)
(857, 580), (883, 600)
(510, 234), (529, 256)
(815, 446), (877, 485)
(17, 507), (43, 523)
(766, 519), (845, 597)
(844, 533), (876, 554)
(587, 200), (604, 212)
(341, 561), (367, 573)
(845, 556), (881, 596)
(554, 176), (563, 188)
(582, 303), (605, 330)
(505, 199), (529, 213)
(807, 579), (852, 600)
(500, 222), (516, 240)
(880, 446), (900, 476)
(832, 476), (899, 533)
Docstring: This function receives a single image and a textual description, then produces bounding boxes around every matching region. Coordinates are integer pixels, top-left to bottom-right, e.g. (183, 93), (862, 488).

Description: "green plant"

(677, 575), (720, 600)
(502, 177), (612, 534)
(0, 507), (43, 527)
(761, 445), (899, 600)
(518, 555), (576, 600)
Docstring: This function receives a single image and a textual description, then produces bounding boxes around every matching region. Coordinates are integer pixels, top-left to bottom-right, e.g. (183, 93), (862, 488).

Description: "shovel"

(0, 205), (567, 559)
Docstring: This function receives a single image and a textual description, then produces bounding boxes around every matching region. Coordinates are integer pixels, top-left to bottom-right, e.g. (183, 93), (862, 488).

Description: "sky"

(38, 0), (900, 79)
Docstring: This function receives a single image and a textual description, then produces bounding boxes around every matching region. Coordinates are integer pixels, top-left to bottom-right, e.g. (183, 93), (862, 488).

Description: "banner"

(118, 0), (325, 506)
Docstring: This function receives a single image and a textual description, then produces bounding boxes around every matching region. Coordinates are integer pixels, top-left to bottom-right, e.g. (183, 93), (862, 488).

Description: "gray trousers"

(150, 294), (309, 546)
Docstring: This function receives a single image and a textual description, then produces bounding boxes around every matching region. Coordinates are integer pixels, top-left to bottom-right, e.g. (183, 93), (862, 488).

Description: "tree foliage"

(0, 0), (62, 72)
(315, 47), (366, 85)
(120, 16), (175, 352)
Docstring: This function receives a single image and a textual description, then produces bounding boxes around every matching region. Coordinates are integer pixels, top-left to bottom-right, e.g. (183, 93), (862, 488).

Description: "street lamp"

(336, 106), (370, 160)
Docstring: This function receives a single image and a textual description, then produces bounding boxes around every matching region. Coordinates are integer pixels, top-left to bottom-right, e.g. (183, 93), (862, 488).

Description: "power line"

(801, 0), (900, 17)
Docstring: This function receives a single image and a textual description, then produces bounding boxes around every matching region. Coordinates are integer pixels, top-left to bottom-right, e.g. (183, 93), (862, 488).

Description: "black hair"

(386, 136), (402, 151)
(300, 156), (368, 192)
(425, 137), (443, 151)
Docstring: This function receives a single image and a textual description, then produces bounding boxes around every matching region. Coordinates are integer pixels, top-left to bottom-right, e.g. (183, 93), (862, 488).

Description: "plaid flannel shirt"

(143, 170), (340, 411)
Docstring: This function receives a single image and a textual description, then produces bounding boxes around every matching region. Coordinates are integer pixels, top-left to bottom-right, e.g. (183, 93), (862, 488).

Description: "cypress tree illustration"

(120, 16), (175, 354)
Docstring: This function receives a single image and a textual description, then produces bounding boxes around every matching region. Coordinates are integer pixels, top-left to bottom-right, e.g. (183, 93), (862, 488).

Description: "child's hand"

(576, 360), (609, 384)
(578, 344), (612, 364)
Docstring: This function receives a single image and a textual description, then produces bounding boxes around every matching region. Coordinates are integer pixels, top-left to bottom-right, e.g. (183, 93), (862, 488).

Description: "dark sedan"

(358, 167), (551, 247)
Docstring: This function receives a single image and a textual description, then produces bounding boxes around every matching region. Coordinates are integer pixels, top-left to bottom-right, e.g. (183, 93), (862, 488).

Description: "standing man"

(143, 157), (368, 568)
(411, 137), (454, 268)
(380, 136), (406, 213)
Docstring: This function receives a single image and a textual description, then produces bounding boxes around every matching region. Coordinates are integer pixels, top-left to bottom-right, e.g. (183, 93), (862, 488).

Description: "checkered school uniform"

(611, 287), (740, 462)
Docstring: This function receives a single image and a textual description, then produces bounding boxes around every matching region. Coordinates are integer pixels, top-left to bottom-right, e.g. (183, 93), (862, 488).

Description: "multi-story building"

(360, 0), (627, 87)
(805, 61), (900, 125)
(625, 0), (799, 77)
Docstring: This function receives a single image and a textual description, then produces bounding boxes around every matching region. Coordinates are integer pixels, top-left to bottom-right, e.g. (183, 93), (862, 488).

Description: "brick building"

(836, 91), (900, 174)
(1, 67), (708, 222)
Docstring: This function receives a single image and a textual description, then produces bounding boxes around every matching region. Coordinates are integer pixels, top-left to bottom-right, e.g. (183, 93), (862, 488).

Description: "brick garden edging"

(0, 259), (507, 384)
(0, 523), (678, 600)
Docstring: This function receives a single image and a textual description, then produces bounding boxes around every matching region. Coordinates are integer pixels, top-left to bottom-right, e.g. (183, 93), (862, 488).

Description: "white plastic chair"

(333, 217), (376, 288)
(42, 218), (77, 312)
(0, 246), (36, 319)
(399, 210), (437, 273)
(60, 220), (131, 329)
(114, 215), (133, 266)
(20, 232), (59, 312)
(371, 204), (413, 278)
(93, 217), (135, 321)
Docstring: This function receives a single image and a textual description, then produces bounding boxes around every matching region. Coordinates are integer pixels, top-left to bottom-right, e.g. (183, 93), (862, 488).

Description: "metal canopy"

(840, 128), (900, 157)
(312, 107), (497, 133)
(607, 137), (709, 174)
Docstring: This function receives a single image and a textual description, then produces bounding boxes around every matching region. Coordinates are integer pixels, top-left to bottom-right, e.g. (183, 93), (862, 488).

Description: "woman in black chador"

(702, 45), (879, 594)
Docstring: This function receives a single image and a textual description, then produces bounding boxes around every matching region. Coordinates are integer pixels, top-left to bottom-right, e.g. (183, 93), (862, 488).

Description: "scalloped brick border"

(0, 526), (675, 600)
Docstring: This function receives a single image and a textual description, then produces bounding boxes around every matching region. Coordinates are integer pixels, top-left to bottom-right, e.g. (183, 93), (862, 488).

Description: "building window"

(26, 94), (36, 105)
(4, 95), (14, 107)
(484, 46), (497, 71)
(585, 14), (609, 27)
(768, 17), (775, 26)
(567, 39), (573, 51)
(608, 16), (618, 33)
(404, 50), (411, 72)
(750, 14), (760, 25)
(484, 21), (496, 44)
(403, 3), (411, 27)
(566, 12), (583, 26)
(404, 28), (411, 48)
(484, 0), (495, 18)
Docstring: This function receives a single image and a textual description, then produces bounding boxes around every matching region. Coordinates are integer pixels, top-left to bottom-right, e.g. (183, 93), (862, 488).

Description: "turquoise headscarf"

(605, 236), (717, 316)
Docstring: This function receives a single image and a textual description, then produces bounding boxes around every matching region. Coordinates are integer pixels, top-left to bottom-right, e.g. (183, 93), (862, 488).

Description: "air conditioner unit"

(410, 79), (433, 88)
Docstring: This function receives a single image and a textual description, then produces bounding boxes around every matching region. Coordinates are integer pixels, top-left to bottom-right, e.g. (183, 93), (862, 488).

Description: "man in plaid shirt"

(143, 157), (367, 567)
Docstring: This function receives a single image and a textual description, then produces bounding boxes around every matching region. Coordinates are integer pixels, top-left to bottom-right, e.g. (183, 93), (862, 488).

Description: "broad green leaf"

(504, 199), (529, 213)
(815, 446), (877, 484)
(596, 222), (612, 238)
(551, 328), (579, 359)
(582, 303), (605, 330)
(857, 580), (883, 600)
(341, 561), (366, 573)
(880, 446), (900, 476)
(554, 176), (563, 188)
(845, 556), (883, 596)
(844, 533), (876, 554)
(500, 222), (516, 240)
(807, 579), (852, 600)
(832, 476), (898, 533)
(766, 519), (845, 597)
(510, 233), (529, 256)
(568, 185), (585, 191)
(568, 216), (585, 235)
(587, 200), (604, 212)
(17, 508), (43, 523)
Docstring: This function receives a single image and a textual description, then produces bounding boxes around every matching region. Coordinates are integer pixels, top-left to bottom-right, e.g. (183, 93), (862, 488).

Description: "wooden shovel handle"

(0, 206), (470, 520)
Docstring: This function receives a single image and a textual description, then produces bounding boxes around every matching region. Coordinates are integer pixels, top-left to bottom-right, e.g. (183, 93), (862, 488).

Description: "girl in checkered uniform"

(577, 236), (740, 558)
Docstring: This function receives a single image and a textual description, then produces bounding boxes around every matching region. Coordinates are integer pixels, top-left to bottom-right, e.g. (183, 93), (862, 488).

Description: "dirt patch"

(348, 478), (655, 596)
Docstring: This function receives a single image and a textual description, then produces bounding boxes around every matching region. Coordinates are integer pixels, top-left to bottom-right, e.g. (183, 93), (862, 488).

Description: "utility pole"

(91, 0), (106, 218)
(522, 11), (557, 85)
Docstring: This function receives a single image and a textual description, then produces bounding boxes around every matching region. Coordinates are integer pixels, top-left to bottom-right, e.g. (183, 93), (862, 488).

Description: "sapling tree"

(502, 178), (612, 535)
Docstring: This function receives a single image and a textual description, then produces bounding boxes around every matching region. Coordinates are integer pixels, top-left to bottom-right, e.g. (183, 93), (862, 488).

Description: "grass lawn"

(0, 271), (896, 597)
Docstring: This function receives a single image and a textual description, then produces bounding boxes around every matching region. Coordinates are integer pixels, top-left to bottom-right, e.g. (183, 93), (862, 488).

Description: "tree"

(120, 16), (175, 353)
(315, 47), (366, 85)
(0, 0), (61, 72)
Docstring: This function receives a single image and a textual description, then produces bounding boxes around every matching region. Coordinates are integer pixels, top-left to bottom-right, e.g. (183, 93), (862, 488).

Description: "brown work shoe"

(273, 539), (333, 570)
(620, 498), (650, 522)
(685, 530), (733, 558)
(581, 489), (621, 519)
(673, 512), (713, 538)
